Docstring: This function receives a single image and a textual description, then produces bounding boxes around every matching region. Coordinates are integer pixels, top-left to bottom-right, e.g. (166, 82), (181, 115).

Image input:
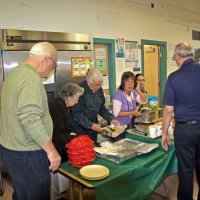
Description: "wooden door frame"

(93, 38), (116, 97)
(141, 39), (167, 106)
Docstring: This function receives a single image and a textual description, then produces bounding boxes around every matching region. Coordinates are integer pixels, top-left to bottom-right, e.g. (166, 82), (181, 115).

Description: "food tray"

(101, 125), (126, 138)
(94, 138), (159, 163)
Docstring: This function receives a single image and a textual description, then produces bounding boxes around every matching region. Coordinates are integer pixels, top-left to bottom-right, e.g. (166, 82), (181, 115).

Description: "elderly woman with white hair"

(48, 82), (84, 200)
(69, 69), (119, 142)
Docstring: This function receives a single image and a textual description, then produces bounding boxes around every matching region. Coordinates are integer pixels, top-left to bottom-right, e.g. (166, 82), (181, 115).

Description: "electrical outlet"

(21, 0), (29, 6)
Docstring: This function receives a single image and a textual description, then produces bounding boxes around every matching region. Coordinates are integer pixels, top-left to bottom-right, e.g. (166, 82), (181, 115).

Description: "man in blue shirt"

(69, 69), (119, 142)
(162, 42), (200, 200)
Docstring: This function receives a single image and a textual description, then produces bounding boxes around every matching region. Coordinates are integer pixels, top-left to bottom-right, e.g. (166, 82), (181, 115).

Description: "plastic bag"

(148, 96), (158, 110)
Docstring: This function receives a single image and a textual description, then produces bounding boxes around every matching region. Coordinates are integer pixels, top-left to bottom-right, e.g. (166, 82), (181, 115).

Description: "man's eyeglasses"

(172, 56), (176, 61)
(92, 82), (103, 87)
(49, 57), (57, 71)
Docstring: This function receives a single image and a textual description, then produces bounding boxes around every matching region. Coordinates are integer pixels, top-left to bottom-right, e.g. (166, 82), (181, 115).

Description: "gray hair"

(86, 69), (103, 83)
(58, 83), (84, 100)
(29, 42), (57, 58)
(173, 42), (194, 58)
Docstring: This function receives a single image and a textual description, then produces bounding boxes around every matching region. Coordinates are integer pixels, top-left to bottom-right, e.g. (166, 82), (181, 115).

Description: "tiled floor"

(0, 173), (199, 200)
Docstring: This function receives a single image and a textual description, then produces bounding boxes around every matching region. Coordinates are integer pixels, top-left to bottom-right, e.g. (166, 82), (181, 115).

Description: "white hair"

(29, 42), (57, 58)
(173, 42), (194, 58)
(86, 69), (103, 83)
(58, 83), (84, 100)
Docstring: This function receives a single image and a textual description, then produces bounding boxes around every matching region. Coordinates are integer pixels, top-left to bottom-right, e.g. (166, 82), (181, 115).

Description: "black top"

(48, 98), (75, 162)
(163, 58), (200, 121)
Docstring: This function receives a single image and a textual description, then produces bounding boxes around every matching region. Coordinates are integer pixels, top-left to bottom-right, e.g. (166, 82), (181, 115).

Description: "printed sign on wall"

(125, 41), (139, 71)
(71, 57), (91, 78)
(116, 38), (125, 58)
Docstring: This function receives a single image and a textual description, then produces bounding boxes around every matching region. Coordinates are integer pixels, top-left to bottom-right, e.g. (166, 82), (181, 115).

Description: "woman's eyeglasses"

(137, 79), (145, 82)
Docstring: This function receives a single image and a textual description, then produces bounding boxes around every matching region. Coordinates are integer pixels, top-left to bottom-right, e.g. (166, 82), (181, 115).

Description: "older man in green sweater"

(0, 42), (61, 200)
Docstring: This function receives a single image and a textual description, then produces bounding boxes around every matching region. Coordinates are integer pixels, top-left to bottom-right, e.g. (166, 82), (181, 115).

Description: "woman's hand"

(135, 83), (141, 92)
(131, 110), (142, 117)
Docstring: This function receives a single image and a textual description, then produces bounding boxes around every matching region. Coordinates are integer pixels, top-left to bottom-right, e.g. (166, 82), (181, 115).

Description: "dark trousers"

(0, 145), (50, 200)
(174, 124), (200, 200)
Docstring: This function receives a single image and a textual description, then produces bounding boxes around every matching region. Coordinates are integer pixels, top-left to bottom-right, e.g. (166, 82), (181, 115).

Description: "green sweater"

(0, 63), (53, 151)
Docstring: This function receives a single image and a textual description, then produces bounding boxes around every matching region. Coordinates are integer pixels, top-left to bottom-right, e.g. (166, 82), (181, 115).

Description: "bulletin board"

(71, 57), (91, 78)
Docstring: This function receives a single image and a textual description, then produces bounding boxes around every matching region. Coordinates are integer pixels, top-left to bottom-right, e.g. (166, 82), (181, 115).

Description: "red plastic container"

(66, 135), (96, 168)
(67, 149), (95, 156)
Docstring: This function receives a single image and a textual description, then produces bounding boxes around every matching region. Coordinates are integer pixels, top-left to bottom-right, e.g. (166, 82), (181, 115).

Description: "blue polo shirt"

(162, 58), (200, 121)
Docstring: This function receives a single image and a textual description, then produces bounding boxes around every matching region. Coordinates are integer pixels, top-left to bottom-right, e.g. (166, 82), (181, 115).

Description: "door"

(0, 51), (28, 95)
(1, 51), (28, 79)
(144, 45), (160, 96)
(141, 40), (167, 106)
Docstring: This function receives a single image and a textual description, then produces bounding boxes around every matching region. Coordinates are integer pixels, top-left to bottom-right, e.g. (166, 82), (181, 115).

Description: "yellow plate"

(80, 165), (109, 180)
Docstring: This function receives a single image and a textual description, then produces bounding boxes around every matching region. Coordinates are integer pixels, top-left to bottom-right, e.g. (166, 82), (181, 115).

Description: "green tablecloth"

(61, 134), (177, 200)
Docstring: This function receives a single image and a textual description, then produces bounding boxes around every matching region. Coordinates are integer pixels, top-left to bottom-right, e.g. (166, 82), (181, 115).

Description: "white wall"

(0, 0), (200, 85)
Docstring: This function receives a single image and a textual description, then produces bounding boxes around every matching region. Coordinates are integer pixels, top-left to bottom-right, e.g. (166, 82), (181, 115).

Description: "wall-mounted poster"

(125, 41), (139, 70)
(71, 57), (91, 78)
(116, 38), (125, 58)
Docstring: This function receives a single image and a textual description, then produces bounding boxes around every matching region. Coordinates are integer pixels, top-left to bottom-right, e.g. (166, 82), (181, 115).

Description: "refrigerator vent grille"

(0, 29), (93, 51)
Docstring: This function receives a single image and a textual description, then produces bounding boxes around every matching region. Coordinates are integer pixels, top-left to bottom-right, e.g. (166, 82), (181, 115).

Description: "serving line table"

(59, 133), (177, 200)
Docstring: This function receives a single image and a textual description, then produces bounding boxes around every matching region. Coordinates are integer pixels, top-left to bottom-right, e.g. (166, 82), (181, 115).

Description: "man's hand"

(47, 149), (61, 172)
(110, 119), (120, 125)
(91, 123), (103, 132)
(161, 105), (174, 152)
(42, 140), (61, 172)
(162, 134), (171, 151)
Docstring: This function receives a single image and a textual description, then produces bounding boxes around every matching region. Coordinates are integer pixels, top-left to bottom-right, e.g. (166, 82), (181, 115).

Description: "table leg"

(69, 179), (74, 200)
(162, 181), (170, 200)
(78, 184), (84, 200)
(152, 181), (170, 200)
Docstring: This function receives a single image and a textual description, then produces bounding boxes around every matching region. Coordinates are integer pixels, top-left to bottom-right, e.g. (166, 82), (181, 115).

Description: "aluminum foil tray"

(95, 138), (159, 163)
(101, 125), (126, 138)
(135, 124), (150, 134)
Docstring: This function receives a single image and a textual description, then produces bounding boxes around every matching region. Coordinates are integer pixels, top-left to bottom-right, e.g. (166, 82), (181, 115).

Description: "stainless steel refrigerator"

(0, 29), (94, 101)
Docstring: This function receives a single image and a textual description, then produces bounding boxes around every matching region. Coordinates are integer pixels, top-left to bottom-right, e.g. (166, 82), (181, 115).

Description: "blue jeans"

(1, 145), (50, 200)
(174, 124), (200, 200)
